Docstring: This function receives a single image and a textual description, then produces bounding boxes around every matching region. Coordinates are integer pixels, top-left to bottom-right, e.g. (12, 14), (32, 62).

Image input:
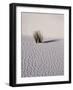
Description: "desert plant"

(33, 31), (43, 43)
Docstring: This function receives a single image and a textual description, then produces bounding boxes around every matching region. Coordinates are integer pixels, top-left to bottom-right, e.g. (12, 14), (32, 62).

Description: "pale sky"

(21, 12), (64, 39)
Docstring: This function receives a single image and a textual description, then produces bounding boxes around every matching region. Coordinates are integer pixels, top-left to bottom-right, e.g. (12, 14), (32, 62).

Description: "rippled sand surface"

(21, 36), (64, 77)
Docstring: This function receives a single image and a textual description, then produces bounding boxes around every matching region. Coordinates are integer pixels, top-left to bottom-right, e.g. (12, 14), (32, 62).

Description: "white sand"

(21, 36), (64, 77)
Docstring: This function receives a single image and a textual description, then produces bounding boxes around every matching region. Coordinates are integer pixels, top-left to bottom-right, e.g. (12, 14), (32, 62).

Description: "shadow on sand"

(42, 39), (60, 43)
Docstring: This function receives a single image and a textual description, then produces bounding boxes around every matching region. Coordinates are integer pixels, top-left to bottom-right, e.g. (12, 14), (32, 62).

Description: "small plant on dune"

(33, 31), (43, 43)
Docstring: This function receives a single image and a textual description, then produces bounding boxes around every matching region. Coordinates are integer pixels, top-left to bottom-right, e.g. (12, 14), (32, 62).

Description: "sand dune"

(21, 36), (64, 77)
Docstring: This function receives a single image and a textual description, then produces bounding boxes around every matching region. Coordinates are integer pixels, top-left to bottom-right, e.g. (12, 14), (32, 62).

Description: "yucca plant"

(33, 31), (43, 43)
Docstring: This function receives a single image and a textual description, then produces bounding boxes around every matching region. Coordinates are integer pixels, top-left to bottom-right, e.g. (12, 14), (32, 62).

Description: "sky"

(21, 12), (64, 39)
